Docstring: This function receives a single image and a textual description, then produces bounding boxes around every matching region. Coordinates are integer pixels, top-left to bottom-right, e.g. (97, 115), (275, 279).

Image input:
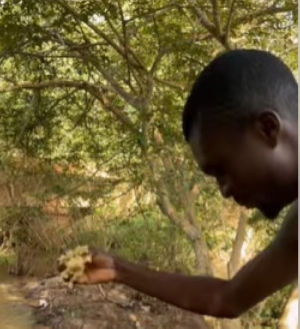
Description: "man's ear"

(252, 111), (281, 148)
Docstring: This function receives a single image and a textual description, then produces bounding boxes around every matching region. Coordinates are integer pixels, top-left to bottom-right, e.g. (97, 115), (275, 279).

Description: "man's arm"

(116, 203), (297, 318)
(71, 202), (298, 319)
(222, 202), (298, 317)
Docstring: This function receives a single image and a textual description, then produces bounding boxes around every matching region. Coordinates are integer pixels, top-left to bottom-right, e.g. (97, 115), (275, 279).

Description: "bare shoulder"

(276, 201), (298, 247)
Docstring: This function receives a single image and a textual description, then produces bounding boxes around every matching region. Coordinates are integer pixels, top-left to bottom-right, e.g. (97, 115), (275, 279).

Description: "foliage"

(0, 0), (297, 328)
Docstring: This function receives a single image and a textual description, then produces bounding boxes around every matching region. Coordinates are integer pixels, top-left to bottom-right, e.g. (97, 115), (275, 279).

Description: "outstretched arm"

(66, 202), (298, 319)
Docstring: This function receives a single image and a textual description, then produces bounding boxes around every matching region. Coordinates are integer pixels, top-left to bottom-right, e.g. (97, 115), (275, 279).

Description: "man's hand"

(58, 248), (117, 284)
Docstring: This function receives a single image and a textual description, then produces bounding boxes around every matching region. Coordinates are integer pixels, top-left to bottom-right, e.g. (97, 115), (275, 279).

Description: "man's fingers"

(88, 252), (114, 269)
(62, 269), (116, 285)
(86, 268), (116, 283)
(57, 261), (66, 273)
(57, 246), (116, 285)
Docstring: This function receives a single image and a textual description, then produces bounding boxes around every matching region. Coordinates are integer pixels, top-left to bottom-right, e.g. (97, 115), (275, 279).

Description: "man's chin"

(259, 205), (282, 220)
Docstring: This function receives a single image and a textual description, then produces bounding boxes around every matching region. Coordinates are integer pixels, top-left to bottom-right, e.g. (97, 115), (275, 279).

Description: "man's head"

(183, 49), (298, 219)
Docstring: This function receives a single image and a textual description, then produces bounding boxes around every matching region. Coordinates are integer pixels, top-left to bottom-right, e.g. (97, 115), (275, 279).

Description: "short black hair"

(182, 49), (298, 142)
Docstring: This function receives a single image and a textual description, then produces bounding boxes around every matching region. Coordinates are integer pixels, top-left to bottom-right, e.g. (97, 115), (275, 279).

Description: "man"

(61, 50), (298, 319)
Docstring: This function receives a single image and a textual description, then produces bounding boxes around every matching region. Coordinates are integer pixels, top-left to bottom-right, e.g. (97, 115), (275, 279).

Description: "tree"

(0, 1), (297, 328)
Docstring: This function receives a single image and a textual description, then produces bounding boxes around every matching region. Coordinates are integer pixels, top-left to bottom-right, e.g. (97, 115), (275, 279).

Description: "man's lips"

(233, 196), (254, 208)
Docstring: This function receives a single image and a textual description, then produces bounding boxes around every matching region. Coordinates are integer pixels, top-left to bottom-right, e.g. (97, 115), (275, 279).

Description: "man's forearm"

(115, 258), (235, 318)
(113, 218), (298, 320)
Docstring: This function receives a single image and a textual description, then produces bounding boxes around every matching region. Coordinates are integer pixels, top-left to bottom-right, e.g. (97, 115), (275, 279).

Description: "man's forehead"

(188, 124), (235, 168)
(189, 126), (209, 168)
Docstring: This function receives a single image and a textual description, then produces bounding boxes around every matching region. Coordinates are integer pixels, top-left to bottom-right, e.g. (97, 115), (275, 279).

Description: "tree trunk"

(278, 284), (298, 329)
(194, 237), (213, 275)
(227, 211), (248, 278)
(220, 319), (243, 329)
(221, 211), (248, 329)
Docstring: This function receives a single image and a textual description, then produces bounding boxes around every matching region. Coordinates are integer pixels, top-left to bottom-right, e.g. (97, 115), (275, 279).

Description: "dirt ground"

(11, 276), (210, 329)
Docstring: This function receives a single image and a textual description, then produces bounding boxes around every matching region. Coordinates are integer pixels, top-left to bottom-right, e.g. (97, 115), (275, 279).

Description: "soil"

(6, 276), (210, 329)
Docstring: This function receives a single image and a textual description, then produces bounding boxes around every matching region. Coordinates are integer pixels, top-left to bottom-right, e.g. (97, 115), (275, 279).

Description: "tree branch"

(154, 78), (186, 91)
(54, 0), (146, 71)
(281, 44), (298, 56)
(224, 0), (237, 50)
(0, 80), (137, 132)
(93, 0), (140, 88)
(150, 49), (167, 75)
(116, 1), (129, 60)
(186, 0), (233, 50)
(156, 185), (201, 240)
(0, 80), (109, 93)
(187, 1), (295, 51)
(227, 211), (248, 278)
(210, 0), (221, 34)
(126, 3), (181, 24)
(66, 46), (144, 109)
(97, 95), (138, 133)
(233, 3), (296, 28)
(15, 30), (144, 109)
(186, 0), (216, 35)
(96, 64), (143, 109)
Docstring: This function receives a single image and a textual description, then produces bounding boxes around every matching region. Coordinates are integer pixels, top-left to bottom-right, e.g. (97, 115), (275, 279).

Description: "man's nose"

(219, 181), (232, 199)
